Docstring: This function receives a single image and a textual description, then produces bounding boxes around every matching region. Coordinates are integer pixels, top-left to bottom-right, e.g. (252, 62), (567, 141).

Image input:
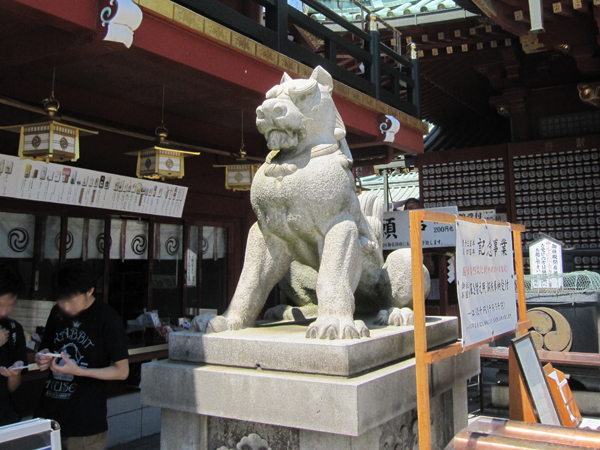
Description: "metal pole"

(383, 169), (389, 211)
(408, 42), (421, 120)
(368, 16), (381, 101)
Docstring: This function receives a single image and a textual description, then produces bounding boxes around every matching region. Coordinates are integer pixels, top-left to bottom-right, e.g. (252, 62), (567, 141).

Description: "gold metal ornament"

(0, 70), (97, 163)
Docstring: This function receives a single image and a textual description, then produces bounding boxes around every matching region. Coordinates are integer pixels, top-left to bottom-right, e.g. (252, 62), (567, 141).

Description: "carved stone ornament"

(217, 433), (272, 450)
(101, 0), (143, 48)
(578, 82), (600, 108)
(380, 115), (401, 143)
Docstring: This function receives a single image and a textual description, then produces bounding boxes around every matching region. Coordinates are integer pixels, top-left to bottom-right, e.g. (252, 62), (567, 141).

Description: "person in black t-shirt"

(35, 262), (129, 450)
(0, 264), (27, 427)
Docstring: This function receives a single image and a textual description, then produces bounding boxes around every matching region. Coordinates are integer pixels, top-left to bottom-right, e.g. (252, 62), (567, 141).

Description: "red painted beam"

(0, 0), (424, 152)
(132, 13), (423, 149)
(3, 0), (97, 33)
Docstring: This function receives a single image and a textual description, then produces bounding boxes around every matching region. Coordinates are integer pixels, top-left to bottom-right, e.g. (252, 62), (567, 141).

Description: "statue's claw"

(388, 307), (414, 326)
(191, 313), (246, 333)
(191, 313), (217, 332)
(374, 308), (414, 326)
(305, 316), (370, 340)
(264, 304), (291, 321)
(374, 309), (389, 326)
(207, 315), (245, 333)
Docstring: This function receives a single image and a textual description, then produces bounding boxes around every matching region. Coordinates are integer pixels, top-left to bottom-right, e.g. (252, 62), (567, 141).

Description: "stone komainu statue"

(194, 66), (430, 340)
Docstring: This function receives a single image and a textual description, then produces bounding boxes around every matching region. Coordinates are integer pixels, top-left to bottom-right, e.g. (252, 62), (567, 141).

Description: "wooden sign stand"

(543, 363), (582, 428)
(409, 210), (531, 450)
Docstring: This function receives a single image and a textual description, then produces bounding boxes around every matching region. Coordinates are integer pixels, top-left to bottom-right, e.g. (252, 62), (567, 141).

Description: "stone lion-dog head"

(256, 66), (351, 170)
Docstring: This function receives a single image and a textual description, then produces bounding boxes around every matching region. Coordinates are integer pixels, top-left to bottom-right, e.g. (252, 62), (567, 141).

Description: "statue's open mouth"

(266, 129), (300, 151)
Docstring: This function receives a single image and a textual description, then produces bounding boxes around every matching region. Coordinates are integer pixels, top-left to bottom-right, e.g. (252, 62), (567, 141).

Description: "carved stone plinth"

(141, 318), (479, 450)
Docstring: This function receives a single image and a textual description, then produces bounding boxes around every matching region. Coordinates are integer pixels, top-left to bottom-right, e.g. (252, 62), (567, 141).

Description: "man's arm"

(0, 361), (24, 391)
(7, 369), (22, 392)
(1, 322), (28, 391)
(51, 354), (129, 380)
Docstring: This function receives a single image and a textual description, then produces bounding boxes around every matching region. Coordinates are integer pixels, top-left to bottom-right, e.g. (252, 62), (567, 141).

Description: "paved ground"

(110, 434), (160, 449)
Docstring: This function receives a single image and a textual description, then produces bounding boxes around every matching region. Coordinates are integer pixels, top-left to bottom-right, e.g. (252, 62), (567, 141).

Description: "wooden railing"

(172, 0), (420, 117)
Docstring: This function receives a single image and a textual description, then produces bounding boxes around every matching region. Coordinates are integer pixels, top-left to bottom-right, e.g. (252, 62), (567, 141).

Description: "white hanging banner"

(157, 224), (183, 260)
(201, 226), (226, 260)
(87, 219), (108, 260)
(124, 221), (148, 260)
(110, 219), (123, 260)
(43, 217), (84, 260)
(0, 213), (35, 258)
(0, 153), (187, 218)
(44, 217), (62, 260)
(455, 220), (518, 347)
(66, 218), (84, 259)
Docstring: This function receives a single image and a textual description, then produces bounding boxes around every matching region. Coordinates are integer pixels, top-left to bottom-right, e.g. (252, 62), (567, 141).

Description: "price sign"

(383, 206), (458, 250)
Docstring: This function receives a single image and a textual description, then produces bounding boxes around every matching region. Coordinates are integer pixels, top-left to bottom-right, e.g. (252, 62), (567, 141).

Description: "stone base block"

(142, 347), (479, 449)
(168, 316), (458, 377)
(157, 389), (457, 450)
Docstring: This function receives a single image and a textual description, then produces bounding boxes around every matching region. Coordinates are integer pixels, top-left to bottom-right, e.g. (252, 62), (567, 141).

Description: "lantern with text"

(0, 96), (97, 163)
(132, 126), (199, 181)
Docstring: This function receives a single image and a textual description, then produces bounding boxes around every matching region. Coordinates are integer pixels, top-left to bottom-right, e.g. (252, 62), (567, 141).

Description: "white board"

(383, 206), (458, 250)
(455, 220), (518, 347)
(529, 237), (563, 288)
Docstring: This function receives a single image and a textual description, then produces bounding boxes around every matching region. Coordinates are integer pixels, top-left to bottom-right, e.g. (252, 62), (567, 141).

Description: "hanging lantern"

(214, 108), (261, 191)
(222, 164), (261, 191)
(130, 125), (200, 181)
(129, 86), (199, 180)
(0, 96), (97, 163)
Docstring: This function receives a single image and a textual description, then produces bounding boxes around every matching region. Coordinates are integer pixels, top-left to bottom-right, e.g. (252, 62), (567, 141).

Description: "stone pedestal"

(141, 317), (480, 450)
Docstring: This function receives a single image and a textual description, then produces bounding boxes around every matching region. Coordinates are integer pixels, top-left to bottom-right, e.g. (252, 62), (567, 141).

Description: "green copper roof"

(359, 171), (420, 204)
(308, 0), (461, 21)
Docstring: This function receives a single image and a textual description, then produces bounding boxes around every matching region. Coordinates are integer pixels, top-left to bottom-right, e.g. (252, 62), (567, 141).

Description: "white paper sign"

(186, 250), (197, 286)
(455, 220), (518, 347)
(383, 206), (458, 250)
(460, 209), (507, 222)
(0, 153), (187, 218)
(529, 237), (563, 288)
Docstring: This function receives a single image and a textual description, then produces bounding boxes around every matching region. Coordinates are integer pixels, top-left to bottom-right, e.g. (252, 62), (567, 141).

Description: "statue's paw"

(206, 315), (246, 333)
(305, 316), (370, 340)
(388, 307), (414, 327)
(264, 304), (291, 321)
(283, 304), (318, 321)
(374, 309), (390, 326)
(191, 313), (217, 332)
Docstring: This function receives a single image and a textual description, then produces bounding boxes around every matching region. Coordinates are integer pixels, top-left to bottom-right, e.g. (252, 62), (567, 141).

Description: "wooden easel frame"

(409, 210), (531, 450)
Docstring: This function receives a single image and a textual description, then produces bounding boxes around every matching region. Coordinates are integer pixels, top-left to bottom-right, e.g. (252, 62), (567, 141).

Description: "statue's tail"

(358, 192), (383, 252)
